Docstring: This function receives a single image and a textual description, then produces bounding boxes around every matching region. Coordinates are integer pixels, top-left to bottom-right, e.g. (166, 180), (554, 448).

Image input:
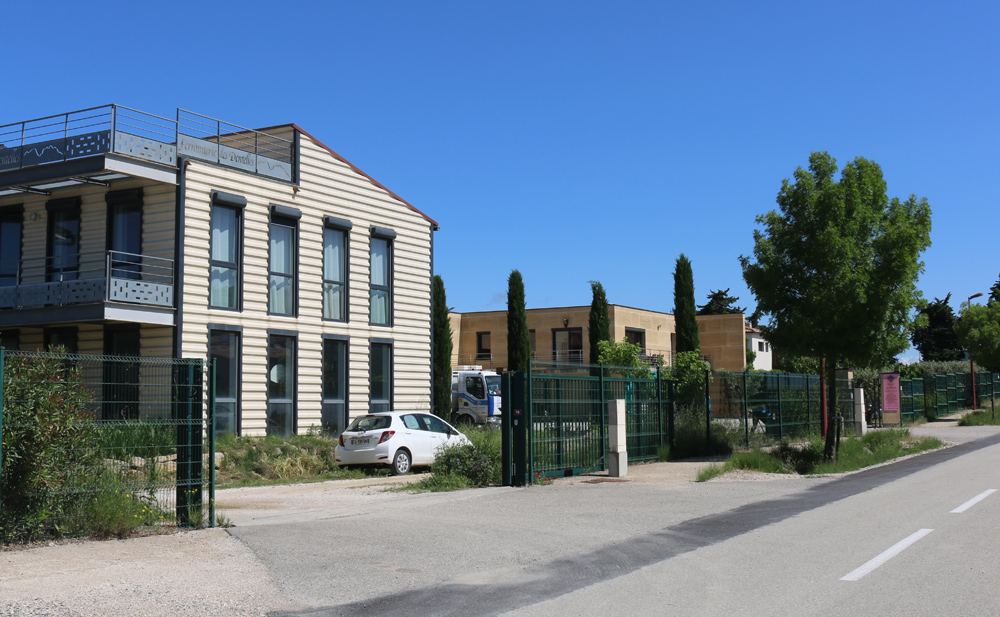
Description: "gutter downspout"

(173, 157), (189, 359)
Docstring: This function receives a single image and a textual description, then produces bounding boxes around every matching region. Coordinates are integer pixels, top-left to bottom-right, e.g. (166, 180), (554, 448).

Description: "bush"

(1, 352), (98, 543)
(431, 444), (498, 487)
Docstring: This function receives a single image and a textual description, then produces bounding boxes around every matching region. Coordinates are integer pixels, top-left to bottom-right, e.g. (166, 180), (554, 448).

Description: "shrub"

(1, 351), (98, 543)
(431, 443), (498, 487)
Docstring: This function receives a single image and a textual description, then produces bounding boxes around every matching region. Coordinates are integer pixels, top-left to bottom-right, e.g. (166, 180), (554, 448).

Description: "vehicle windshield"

(347, 415), (391, 432)
(485, 376), (501, 397)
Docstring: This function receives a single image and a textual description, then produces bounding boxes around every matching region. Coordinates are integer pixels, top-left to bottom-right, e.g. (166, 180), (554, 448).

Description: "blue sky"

(5, 1), (997, 360)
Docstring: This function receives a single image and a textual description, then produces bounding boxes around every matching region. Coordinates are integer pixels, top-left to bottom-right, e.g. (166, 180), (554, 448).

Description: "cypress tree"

(673, 254), (700, 352)
(507, 269), (531, 372)
(588, 281), (611, 365)
(431, 275), (453, 417)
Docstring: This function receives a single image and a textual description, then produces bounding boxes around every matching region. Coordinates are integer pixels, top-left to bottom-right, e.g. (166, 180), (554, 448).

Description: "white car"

(335, 411), (472, 475)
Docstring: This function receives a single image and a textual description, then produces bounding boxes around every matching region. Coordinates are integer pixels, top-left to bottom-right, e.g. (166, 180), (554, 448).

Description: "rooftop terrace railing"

(0, 105), (294, 182)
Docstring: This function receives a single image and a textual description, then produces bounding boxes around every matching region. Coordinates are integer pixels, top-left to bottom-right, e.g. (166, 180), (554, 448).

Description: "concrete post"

(854, 388), (867, 436)
(608, 399), (627, 477)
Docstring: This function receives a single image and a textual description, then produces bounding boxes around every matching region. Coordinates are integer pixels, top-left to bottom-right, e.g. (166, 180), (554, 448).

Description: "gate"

(502, 364), (675, 486)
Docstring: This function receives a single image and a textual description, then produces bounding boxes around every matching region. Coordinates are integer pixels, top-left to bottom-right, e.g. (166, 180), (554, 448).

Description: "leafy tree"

(989, 273), (1000, 305)
(597, 337), (662, 378)
(911, 294), (964, 362)
(673, 254), (700, 353)
(506, 270), (531, 372)
(431, 275), (453, 417)
(668, 351), (711, 408)
(745, 337), (757, 370)
(956, 300), (1000, 374)
(697, 288), (746, 316)
(588, 281), (611, 365)
(740, 152), (932, 458)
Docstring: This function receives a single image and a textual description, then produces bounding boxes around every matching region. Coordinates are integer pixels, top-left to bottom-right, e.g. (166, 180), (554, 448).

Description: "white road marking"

(840, 529), (934, 582)
(951, 489), (997, 514)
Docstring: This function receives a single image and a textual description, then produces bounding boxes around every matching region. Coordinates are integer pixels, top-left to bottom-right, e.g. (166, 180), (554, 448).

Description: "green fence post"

(599, 364), (606, 467)
(743, 371), (750, 448)
(657, 365), (664, 449)
(668, 381), (675, 449)
(704, 370), (711, 453)
(527, 358), (533, 486)
(208, 358), (216, 529)
(777, 373), (784, 440)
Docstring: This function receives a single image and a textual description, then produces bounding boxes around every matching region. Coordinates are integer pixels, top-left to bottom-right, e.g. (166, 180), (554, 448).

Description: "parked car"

(335, 411), (471, 475)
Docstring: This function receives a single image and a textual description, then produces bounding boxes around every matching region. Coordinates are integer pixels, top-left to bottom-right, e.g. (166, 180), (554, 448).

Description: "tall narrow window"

(370, 341), (392, 413)
(0, 206), (23, 287)
(267, 333), (296, 437)
(209, 193), (243, 310)
(322, 336), (348, 435)
(370, 227), (395, 326)
(210, 329), (241, 437)
(106, 189), (142, 280)
(44, 326), (78, 354)
(103, 325), (140, 420)
(476, 332), (491, 361)
(46, 198), (80, 282)
(552, 328), (583, 364)
(323, 226), (347, 321)
(269, 208), (299, 316)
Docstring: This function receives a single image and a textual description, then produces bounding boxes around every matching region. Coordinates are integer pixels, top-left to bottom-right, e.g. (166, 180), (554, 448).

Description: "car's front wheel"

(390, 449), (412, 475)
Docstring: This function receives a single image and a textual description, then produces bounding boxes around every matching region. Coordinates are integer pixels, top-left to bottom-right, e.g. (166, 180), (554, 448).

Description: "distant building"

(745, 326), (773, 371)
(0, 104), (437, 436)
(450, 305), (747, 372)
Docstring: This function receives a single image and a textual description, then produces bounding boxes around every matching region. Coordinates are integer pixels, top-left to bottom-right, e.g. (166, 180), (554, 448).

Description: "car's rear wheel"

(456, 414), (474, 427)
(391, 449), (411, 475)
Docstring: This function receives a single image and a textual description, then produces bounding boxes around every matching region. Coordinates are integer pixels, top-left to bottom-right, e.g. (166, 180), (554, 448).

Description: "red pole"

(820, 357), (827, 437)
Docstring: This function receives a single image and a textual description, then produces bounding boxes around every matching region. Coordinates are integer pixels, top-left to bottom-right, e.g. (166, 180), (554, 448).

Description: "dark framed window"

(106, 189), (142, 280)
(529, 329), (536, 358)
(44, 326), (78, 354)
(267, 331), (297, 437)
(0, 205), (23, 287)
(476, 332), (491, 361)
(625, 328), (646, 351)
(370, 340), (392, 413)
(210, 327), (242, 437)
(0, 329), (19, 350)
(268, 206), (300, 316)
(209, 192), (245, 310)
(322, 335), (348, 435)
(103, 324), (140, 420)
(552, 328), (583, 363)
(370, 227), (395, 326)
(323, 224), (348, 321)
(46, 197), (81, 282)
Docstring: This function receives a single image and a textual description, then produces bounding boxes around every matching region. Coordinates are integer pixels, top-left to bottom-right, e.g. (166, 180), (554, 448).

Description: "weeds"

(216, 433), (368, 488)
(958, 410), (1000, 426)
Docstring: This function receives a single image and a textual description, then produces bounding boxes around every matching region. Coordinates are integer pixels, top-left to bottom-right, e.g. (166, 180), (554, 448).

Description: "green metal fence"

(899, 371), (998, 420)
(0, 350), (213, 543)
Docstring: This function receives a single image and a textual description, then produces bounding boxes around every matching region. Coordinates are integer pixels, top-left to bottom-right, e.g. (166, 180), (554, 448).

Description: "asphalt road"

(3, 420), (997, 616)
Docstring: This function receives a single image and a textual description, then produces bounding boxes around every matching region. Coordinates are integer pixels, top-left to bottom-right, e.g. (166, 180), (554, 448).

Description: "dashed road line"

(840, 529), (934, 582)
(950, 489), (997, 513)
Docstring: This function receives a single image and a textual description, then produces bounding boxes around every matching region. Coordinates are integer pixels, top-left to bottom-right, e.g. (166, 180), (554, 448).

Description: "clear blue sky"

(6, 1), (997, 361)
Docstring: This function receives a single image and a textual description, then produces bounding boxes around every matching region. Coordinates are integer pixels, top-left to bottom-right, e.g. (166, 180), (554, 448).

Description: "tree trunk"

(823, 359), (839, 460)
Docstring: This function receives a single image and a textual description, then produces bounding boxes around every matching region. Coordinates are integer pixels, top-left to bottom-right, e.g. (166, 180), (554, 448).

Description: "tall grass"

(216, 432), (367, 488)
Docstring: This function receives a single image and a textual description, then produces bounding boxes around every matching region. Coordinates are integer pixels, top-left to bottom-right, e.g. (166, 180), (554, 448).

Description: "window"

(370, 227), (395, 326)
(625, 328), (646, 351)
(268, 210), (298, 316)
(44, 327), (78, 354)
(267, 332), (296, 437)
(209, 192), (245, 310)
(466, 376), (485, 399)
(476, 332), (491, 361)
(210, 328), (241, 436)
(103, 325), (140, 420)
(106, 189), (142, 280)
(529, 329), (536, 358)
(46, 197), (80, 282)
(322, 336), (348, 435)
(0, 329), (19, 350)
(552, 328), (583, 363)
(323, 226), (348, 321)
(419, 414), (450, 434)
(0, 206), (23, 287)
(370, 340), (392, 413)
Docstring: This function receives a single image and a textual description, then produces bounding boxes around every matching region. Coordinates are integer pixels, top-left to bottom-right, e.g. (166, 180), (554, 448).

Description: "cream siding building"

(0, 105), (437, 436)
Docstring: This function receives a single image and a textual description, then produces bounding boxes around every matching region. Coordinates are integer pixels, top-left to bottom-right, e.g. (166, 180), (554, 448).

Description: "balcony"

(0, 251), (174, 327)
(0, 105), (295, 196)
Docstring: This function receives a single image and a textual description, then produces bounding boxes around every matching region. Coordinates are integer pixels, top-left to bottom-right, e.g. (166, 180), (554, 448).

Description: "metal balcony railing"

(0, 105), (294, 182)
(0, 251), (174, 310)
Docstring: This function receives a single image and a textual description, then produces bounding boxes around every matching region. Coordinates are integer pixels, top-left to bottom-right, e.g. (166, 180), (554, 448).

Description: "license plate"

(351, 438), (370, 446)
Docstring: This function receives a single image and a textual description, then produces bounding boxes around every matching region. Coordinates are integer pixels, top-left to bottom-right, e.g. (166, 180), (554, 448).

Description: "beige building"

(0, 105), (437, 436)
(450, 305), (747, 372)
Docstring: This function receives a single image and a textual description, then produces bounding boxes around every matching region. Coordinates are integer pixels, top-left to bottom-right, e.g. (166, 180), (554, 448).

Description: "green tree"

(673, 254), (700, 353)
(911, 294), (964, 361)
(588, 281), (611, 365)
(668, 351), (711, 408)
(989, 272), (1000, 305)
(597, 337), (661, 378)
(740, 152), (931, 458)
(956, 300), (1000, 374)
(745, 337), (757, 370)
(507, 269), (531, 372)
(431, 275), (453, 417)
(697, 288), (746, 316)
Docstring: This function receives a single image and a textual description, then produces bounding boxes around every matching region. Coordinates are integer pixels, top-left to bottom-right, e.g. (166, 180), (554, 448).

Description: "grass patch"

(959, 410), (1000, 426)
(216, 432), (371, 488)
(698, 430), (943, 479)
